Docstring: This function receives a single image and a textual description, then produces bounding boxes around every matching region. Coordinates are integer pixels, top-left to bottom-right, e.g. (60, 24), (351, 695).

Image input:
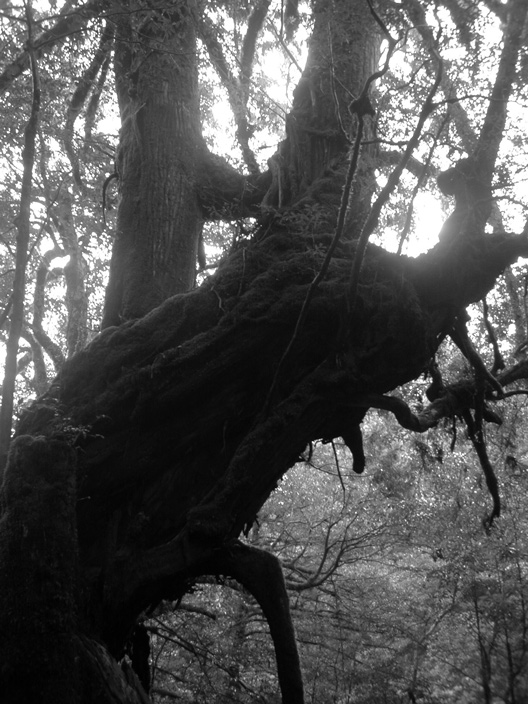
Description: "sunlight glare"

(49, 255), (70, 269)
(411, 192), (445, 254)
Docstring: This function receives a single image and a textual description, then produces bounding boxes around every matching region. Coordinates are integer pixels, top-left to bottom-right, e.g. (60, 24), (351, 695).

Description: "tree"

(0, 0), (528, 702)
(148, 405), (528, 703)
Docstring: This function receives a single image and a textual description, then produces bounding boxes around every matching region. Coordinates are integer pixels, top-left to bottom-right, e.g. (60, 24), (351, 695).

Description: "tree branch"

(32, 244), (67, 371)
(198, 13), (262, 173)
(196, 148), (270, 219)
(474, 0), (528, 182)
(462, 408), (501, 531)
(404, 0), (477, 153)
(240, 0), (271, 90)
(347, 55), (443, 312)
(209, 541), (304, 704)
(0, 0), (108, 95)
(63, 19), (115, 191)
(21, 327), (48, 394)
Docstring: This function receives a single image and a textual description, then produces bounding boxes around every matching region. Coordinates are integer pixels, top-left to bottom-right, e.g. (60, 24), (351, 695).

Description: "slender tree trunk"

(0, 10), (40, 468)
(474, 592), (493, 704)
(56, 189), (89, 356)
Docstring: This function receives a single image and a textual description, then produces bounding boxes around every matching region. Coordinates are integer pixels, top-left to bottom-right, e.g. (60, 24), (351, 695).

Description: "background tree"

(0, 0), (528, 703)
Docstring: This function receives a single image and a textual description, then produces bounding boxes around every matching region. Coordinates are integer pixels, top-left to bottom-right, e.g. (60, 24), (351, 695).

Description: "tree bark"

(265, 0), (379, 215)
(103, 0), (203, 326)
(0, 437), (78, 703)
(0, 435), (153, 702)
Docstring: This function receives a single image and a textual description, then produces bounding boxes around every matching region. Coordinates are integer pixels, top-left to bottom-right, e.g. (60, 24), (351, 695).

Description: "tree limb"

(347, 55), (443, 312)
(196, 148), (271, 218)
(209, 541), (304, 704)
(0, 0), (108, 95)
(198, 13), (263, 174)
(403, 0), (477, 153)
(474, 0), (528, 182)
(63, 19), (115, 191)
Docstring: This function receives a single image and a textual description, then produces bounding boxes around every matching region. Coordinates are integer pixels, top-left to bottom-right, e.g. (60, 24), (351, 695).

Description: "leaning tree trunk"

(1, 0), (528, 703)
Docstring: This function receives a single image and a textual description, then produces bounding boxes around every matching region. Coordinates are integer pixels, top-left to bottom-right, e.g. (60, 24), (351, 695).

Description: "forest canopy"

(0, 0), (528, 702)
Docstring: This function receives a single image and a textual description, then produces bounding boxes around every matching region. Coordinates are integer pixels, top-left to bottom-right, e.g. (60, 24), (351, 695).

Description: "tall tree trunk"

(0, 9), (40, 466)
(102, 0), (203, 327)
(266, 0), (379, 216)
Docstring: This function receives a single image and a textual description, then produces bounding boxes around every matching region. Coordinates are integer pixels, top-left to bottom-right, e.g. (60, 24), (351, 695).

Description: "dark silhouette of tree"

(0, 0), (528, 702)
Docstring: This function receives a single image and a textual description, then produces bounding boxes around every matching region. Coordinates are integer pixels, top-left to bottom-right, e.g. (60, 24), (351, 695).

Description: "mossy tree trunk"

(1, 1), (528, 702)
(102, 0), (204, 327)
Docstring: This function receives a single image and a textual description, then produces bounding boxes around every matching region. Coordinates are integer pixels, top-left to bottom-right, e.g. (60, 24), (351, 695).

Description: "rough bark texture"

(103, 0), (203, 326)
(264, 0), (379, 217)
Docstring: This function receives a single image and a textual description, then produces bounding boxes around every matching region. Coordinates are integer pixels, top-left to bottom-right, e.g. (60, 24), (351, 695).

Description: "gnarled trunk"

(1, 0), (528, 702)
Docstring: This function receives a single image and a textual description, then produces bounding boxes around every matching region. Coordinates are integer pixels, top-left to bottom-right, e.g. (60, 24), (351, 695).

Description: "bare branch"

(20, 327), (48, 395)
(397, 114), (449, 254)
(63, 20), (115, 191)
(462, 408), (501, 531)
(474, 0), (528, 182)
(199, 16), (261, 174)
(403, 0), (477, 153)
(209, 541), (304, 704)
(449, 312), (504, 397)
(482, 297), (505, 373)
(347, 56), (443, 313)
(240, 0), (271, 89)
